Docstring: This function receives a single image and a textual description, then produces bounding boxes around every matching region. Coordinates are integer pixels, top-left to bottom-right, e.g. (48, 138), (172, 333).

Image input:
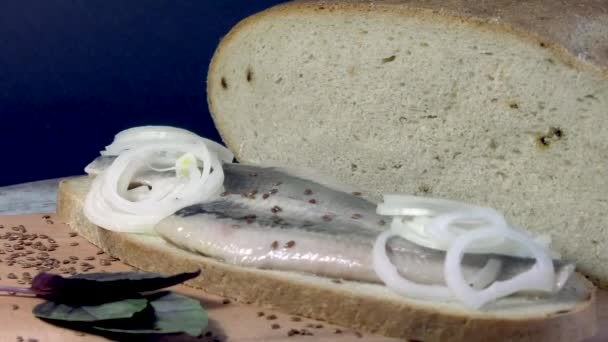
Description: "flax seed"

(68, 232), (77, 237)
(266, 314), (277, 320)
(69, 242), (79, 246)
(284, 241), (296, 248)
(271, 324), (280, 330)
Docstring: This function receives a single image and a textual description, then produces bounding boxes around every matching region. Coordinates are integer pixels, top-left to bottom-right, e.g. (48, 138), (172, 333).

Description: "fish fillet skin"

(156, 163), (573, 291)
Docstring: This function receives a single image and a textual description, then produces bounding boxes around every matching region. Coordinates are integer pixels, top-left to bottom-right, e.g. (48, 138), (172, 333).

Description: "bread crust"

(56, 177), (598, 342)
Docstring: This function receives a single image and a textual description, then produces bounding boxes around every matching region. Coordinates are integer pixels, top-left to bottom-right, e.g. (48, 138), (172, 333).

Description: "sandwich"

(58, 127), (596, 341)
(57, 1), (606, 340)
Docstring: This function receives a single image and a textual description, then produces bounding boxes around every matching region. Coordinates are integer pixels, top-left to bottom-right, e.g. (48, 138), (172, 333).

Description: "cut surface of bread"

(57, 177), (597, 342)
(207, 0), (608, 288)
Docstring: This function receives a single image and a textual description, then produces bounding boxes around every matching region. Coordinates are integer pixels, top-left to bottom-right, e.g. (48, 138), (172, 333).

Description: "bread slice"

(207, 0), (608, 289)
(56, 176), (597, 341)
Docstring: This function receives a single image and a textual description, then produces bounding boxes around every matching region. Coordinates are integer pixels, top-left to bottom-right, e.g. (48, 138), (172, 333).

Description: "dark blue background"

(0, 0), (285, 186)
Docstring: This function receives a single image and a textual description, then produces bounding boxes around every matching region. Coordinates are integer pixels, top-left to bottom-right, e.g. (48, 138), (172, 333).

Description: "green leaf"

(30, 270), (200, 304)
(93, 292), (207, 336)
(33, 298), (148, 322)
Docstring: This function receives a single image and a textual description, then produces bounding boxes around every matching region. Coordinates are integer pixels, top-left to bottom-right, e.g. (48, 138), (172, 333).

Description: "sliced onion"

(444, 226), (556, 309)
(377, 194), (479, 217)
(84, 141), (224, 234)
(83, 173), (161, 234)
(372, 230), (453, 300)
(101, 126), (234, 163)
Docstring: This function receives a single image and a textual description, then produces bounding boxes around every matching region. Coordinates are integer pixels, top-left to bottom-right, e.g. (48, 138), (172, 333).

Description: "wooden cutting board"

(0, 214), (605, 342)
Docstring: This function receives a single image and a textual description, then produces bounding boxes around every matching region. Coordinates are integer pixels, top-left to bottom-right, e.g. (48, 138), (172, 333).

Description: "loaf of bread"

(56, 177), (598, 341)
(207, 0), (608, 287)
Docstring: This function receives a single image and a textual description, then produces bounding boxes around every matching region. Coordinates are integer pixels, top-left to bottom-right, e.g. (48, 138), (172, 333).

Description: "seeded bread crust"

(206, 1), (608, 289)
(56, 177), (597, 342)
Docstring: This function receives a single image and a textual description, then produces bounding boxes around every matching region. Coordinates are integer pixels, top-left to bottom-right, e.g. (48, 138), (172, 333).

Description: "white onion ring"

(377, 194), (478, 217)
(101, 125), (234, 163)
(84, 141), (224, 234)
(372, 230), (453, 300)
(444, 226), (556, 309)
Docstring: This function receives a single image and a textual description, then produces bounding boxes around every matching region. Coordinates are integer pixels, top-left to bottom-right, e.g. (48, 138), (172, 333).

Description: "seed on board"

(39, 234), (48, 239)
(266, 314), (277, 320)
(287, 329), (299, 337)
(96, 250), (105, 255)
(11, 304), (19, 310)
(315, 324), (323, 329)
(300, 329), (314, 336)
(290, 317), (302, 322)
(334, 329), (342, 334)
(45, 220), (54, 225)
(262, 193), (270, 200)
(304, 189), (313, 195)
(16, 336), (24, 342)
(68, 232), (78, 237)
(378, 220), (386, 226)
(332, 279), (343, 284)
(322, 214), (333, 222)
(284, 241), (296, 248)
(271, 324), (281, 330)
(100, 260), (111, 266)
(69, 242), (79, 246)
(269, 189), (278, 194)
(7, 273), (17, 279)
(271, 206), (283, 214)
(271, 241), (279, 250)
(85, 256), (95, 261)
(351, 213), (362, 219)
(354, 332), (363, 338)
(220, 191), (230, 197)
(17, 280), (25, 285)
(222, 299), (231, 305)
(308, 199), (317, 204)
(352, 191), (362, 196)
(257, 311), (265, 317)
(48, 238), (56, 243)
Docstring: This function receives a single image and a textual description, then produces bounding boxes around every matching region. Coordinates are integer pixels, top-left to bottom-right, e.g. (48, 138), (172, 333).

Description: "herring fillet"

(148, 163), (574, 292)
